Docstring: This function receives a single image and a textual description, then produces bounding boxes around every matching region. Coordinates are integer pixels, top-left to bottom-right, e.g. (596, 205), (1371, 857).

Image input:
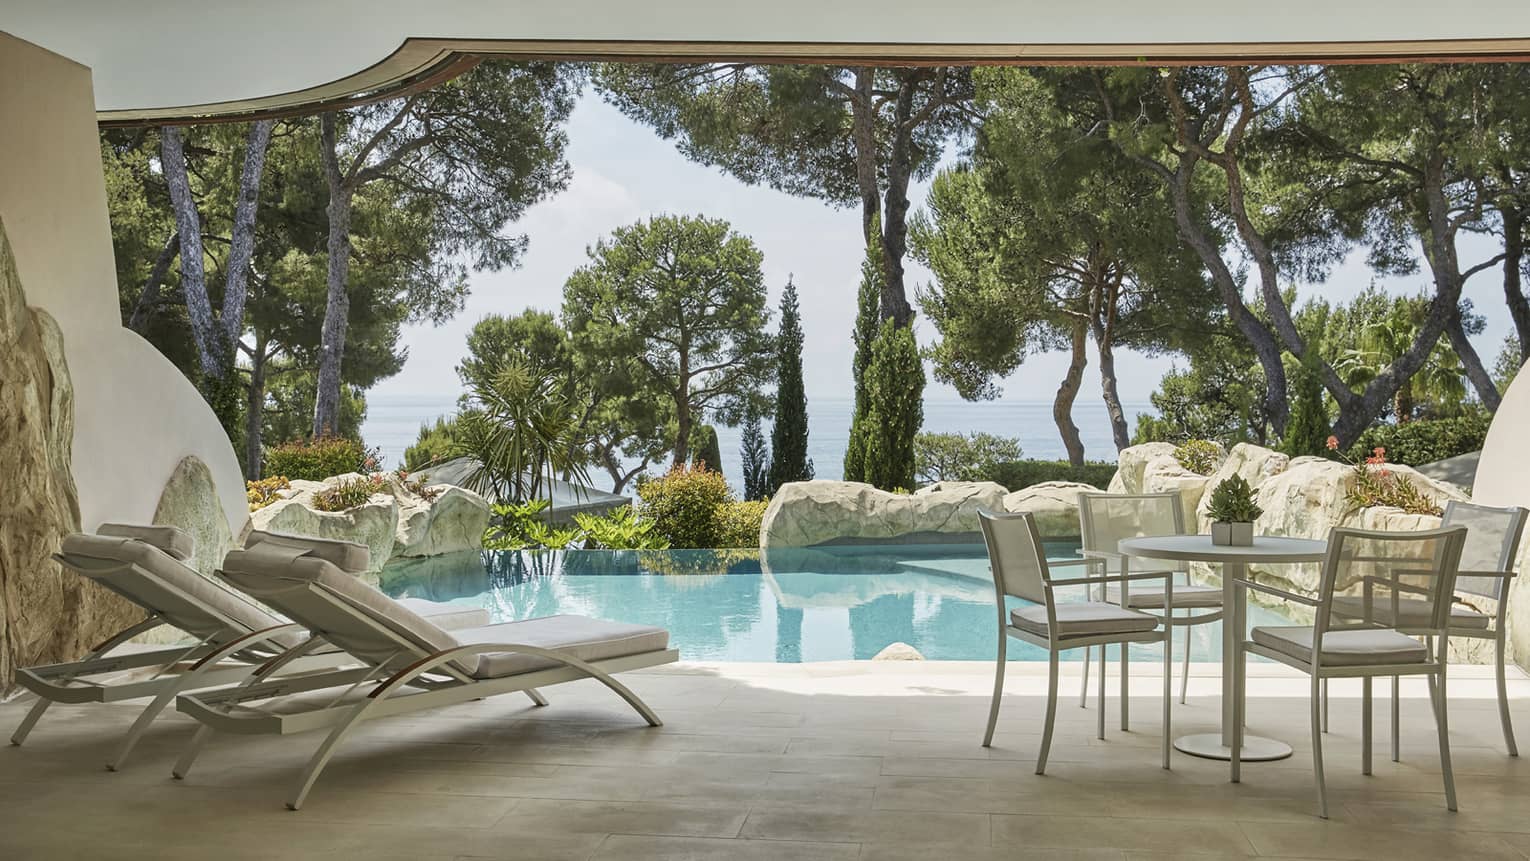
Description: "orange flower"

(1326, 435), (1339, 451)
(1373, 446), (1386, 459)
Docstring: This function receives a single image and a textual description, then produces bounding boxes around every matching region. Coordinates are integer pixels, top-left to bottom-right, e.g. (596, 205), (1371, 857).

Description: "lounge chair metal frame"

(175, 568), (677, 810)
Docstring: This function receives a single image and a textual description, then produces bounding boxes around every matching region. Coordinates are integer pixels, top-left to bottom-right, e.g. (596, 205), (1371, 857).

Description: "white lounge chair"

(10, 524), (487, 771)
(173, 540), (677, 810)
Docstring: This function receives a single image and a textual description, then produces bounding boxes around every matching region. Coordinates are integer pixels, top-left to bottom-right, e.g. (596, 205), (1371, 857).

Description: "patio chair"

(977, 509), (1174, 773)
(1229, 525), (1468, 818)
(1327, 501), (1526, 758)
(10, 524), (488, 772)
(1077, 492), (1226, 726)
(173, 540), (677, 810)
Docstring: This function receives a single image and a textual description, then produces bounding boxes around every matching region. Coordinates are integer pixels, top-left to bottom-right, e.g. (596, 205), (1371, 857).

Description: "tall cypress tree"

(769, 278), (813, 490)
(1281, 349), (1330, 458)
(843, 223), (884, 481)
(740, 405), (770, 501)
(690, 423), (724, 475)
(860, 319), (925, 491)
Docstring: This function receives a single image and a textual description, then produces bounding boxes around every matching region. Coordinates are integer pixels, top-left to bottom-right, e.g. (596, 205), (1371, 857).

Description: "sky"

(369, 90), (1516, 411)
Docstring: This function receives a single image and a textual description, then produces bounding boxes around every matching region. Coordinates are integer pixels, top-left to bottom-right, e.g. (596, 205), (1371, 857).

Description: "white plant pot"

(1211, 521), (1254, 547)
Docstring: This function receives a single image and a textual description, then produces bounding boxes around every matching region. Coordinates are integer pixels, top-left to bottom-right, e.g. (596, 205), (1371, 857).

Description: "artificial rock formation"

(759, 480), (1006, 548)
(394, 484), (492, 558)
(1107, 441), (1177, 494)
(1001, 481), (1100, 539)
(153, 455), (239, 576)
(0, 218), (138, 694)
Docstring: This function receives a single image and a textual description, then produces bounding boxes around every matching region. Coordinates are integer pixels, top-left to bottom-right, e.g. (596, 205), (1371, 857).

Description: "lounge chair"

(173, 540), (677, 810)
(10, 524), (487, 771)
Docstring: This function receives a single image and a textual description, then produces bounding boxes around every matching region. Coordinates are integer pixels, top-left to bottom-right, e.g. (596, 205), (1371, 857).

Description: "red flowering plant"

(1326, 436), (1441, 516)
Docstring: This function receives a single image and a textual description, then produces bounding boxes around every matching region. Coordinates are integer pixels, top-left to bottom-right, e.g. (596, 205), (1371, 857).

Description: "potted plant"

(1206, 474), (1263, 547)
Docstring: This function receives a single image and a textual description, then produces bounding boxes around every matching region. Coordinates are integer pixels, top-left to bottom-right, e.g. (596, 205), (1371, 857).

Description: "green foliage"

(636, 464), (736, 550)
(1332, 442), (1442, 516)
(1347, 413), (1491, 466)
(263, 436), (371, 482)
(246, 476), (291, 511)
(1133, 329), (1273, 447)
(856, 319), (925, 491)
(1206, 475), (1263, 523)
(739, 406), (770, 501)
(913, 432), (1024, 484)
(483, 500), (582, 550)
(986, 460), (1117, 491)
(1494, 336), (1523, 391)
(715, 500), (769, 549)
(690, 424), (723, 475)
(843, 225), (884, 482)
(312, 475), (385, 513)
(1281, 350), (1332, 458)
(1172, 440), (1222, 476)
(768, 279), (813, 489)
(452, 359), (591, 503)
(1326, 288), (1473, 421)
(573, 506), (669, 551)
(403, 416), (459, 471)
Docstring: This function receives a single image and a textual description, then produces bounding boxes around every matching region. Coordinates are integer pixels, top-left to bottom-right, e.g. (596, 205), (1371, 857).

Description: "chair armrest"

(1232, 578), (1320, 607)
(1081, 549), (1125, 560)
(1049, 570), (1172, 588)
(1361, 575), (1432, 597)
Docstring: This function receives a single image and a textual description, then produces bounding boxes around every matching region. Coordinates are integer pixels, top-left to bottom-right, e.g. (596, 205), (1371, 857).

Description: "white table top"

(1117, 534), (1328, 564)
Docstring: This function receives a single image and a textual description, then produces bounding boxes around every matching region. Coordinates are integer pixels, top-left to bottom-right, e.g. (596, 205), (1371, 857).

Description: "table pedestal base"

(1174, 733), (1292, 762)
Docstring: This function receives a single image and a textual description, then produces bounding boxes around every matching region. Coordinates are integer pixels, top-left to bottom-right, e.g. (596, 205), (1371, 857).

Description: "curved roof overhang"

(6, 1), (1530, 126)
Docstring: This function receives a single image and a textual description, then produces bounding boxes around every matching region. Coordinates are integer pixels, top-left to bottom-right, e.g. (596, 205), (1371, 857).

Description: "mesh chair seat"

(1106, 582), (1224, 610)
(1251, 625), (1429, 667)
(1329, 595), (1490, 630)
(1011, 603), (1160, 638)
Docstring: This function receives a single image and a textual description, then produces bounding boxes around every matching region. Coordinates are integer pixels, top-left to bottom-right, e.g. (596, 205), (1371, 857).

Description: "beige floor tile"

(590, 834), (860, 860)
(991, 814), (1256, 855)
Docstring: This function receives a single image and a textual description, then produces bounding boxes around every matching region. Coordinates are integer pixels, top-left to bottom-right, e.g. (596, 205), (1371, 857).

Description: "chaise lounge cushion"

(97, 522), (196, 562)
(1329, 595), (1490, 630)
(244, 529), (370, 574)
(1010, 602), (1160, 639)
(1251, 625), (1428, 666)
(453, 616), (671, 679)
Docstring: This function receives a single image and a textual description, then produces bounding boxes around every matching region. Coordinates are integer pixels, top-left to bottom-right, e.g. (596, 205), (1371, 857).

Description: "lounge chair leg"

(1311, 674), (1329, 819)
(984, 635), (1007, 747)
(9, 698), (52, 746)
(1498, 637), (1518, 757)
(289, 702), (371, 811)
(1391, 675), (1401, 763)
(1120, 641), (1130, 732)
(1037, 649), (1059, 775)
(1079, 646), (1091, 708)
(1180, 621), (1191, 705)
(172, 725), (213, 780)
(1361, 677), (1372, 776)
(525, 688), (549, 707)
(107, 683), (182, 771)
(1430, 669), (1457, 812)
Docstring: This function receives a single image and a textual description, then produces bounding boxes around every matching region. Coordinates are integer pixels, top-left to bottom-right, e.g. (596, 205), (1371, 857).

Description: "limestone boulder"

(251, 477), (400, 574)
(873, 642), (925, 661)
(153, 456), (239, 576)
(1195, 443), (1292, 531)
(1002, 481), (1096, 539)
(1141, 454), (1213, 526)
(393, 484), (491, 558)
(760, 480), (1009, 547)
(1111, 442), (1178, 494)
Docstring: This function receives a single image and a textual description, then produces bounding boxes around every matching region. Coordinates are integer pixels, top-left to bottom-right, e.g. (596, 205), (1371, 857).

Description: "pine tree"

(859, 319), (925, 491)
(843, 223), (884, 481)
(768, 278), (813, 490)
(740, 406), (770, 501)
(1281, 350), (1331, 458)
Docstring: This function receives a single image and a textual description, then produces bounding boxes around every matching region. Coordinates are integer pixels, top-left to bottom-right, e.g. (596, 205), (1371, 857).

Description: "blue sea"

(363, 393), (1154, 495)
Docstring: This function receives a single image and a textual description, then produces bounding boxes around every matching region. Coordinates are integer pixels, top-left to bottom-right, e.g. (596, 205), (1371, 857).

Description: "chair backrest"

(1440, 501), (1527, 600)
(1078, 491), (1187, 572)
(978, 509), (1052, 605)
(1316, 526), (1468, 636)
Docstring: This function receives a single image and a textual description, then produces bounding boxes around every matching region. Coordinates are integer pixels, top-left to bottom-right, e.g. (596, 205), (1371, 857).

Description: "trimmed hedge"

(264, 436), (372, 482)
(1346, 413), (1490, 467)
(986, 459), (1117, 491)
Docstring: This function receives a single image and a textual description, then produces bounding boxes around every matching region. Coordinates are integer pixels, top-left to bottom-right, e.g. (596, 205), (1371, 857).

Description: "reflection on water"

(377, 545), (1288, 663)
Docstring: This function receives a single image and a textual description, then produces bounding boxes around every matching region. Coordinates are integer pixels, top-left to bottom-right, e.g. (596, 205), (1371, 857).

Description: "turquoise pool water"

(378, 544), (1293, 663)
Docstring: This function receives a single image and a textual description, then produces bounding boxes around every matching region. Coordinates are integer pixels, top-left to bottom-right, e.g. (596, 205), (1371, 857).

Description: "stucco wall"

(1470, 363), (1530, 668)
(0, 32), (248, 536)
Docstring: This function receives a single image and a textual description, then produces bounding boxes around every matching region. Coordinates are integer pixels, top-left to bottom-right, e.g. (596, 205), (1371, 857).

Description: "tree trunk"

(877, 74), (920, 328)
(1095, 334), (1131, 452)
(127, 231), (178, 335)
(849, 69), (880, 247)
(672, 348), (692, 465)
(220, 120), (274, 351)
(1503, 204), (1530, 364)
(313, 112), (354, 438)
(1394, 381), (1413, 424)
(159, 126), (220, 377)
(244, 341), (267, 479)
(1054, 320), (1088, 466)
(1447, 305), (1503, 411)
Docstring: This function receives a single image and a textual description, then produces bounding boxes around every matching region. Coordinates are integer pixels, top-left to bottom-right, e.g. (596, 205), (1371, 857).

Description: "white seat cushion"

(454, 616), (671, 679)
(1329, 595), (1490, 630)
(1251, 626), (1428, 667)
(1010, 603), (1160, 638)
(1106, 583), (1224, 610)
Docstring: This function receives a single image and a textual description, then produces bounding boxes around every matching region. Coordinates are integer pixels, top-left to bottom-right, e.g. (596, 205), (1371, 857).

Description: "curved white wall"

(0, 34), (248, 535)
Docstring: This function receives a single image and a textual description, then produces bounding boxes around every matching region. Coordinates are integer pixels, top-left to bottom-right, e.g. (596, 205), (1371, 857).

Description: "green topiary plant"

(1206, 474), (1263, 523)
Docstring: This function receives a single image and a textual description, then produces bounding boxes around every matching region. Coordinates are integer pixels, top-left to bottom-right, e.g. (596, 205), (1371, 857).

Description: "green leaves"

(1206, 474), (1263, 524)
(856, 319), (925, 492)
(452, 358), (593, 504)
(768, 279), (812, 491)
(913, 432), (1023, 484)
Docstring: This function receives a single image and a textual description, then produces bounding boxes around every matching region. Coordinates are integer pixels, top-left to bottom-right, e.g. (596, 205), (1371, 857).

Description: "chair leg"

(1180, 621), (1191, 705)
(171, 725), (213, 780)
(9, 698), (52, 747)
(1310, 674), (1330, 819)
(1097, 641), (1106, 740)
(1037, 649), (1059, 775)
(1391, 675), (1401, 763)
(107, 681), (183, 772)
(983, 636), (1007, 748)
(1163, 631), (1173, 770)
(1120, 641), (1130, 731)
(1079, 645), (1091, 708)
(1497, 637), (1518, 757)
(1430, 669), (1458, 812)
(1362, 676), (1373, 776)
(526, 688), (549, 707)
(1321, 678), (1330, 733)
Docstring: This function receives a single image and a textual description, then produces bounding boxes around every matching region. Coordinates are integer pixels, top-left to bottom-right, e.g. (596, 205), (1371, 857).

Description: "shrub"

(1173, 439), (1221, 476)
(914, 432), (1023, 484)
(1329, 436), (1442, 516)
(394, 468), (440, 502)
(637, 464), (734, 549)
(482, 499), (582, 550)
(311, 474), (385, 513)
(246, 476), (291, 511)
(1346, 412), (1490, 467)
(715, 499), (769, 548)
(986, 460), (1117, 491)
(1206, 474), (1263, 522)
(574, 506), (669, 550)
(403, 416), (458, 471)
(264, 436), (371, 481)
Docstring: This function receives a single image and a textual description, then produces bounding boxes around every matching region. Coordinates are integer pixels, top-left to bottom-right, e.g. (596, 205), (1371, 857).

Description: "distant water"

(363, 393), (1154, 494)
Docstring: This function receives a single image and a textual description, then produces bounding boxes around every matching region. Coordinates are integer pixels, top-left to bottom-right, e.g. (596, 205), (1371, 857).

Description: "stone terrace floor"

(4, 661), (1530, 860)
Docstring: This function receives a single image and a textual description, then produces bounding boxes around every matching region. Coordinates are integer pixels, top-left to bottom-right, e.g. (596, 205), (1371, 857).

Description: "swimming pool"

(377, 544), (1295, 662)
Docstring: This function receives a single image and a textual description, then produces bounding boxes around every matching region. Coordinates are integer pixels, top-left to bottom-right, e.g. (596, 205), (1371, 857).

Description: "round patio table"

(1117, 534), (1328, 762)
